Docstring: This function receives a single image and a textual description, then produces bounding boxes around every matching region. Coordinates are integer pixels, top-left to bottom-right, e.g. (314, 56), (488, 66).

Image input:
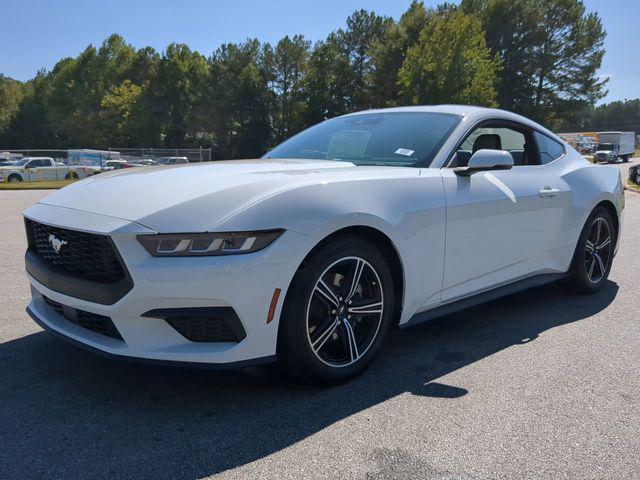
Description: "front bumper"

(595, 154), (617, 162)
(24, 203), (312, 366)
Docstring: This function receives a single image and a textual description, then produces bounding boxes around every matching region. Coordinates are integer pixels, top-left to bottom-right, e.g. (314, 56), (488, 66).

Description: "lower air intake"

(142, 307), (246, 343)
(43, 296), (123, 341)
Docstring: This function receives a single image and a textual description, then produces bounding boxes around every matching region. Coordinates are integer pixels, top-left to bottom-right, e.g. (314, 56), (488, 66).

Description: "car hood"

(36, 159), (417, 232)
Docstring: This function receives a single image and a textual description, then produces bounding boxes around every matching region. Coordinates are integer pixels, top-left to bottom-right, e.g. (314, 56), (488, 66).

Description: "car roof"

(343, 104), (561, 141)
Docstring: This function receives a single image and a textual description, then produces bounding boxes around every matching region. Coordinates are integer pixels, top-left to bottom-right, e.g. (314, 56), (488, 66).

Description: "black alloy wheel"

(278, 236), (395, 384)
(306, 256), (384, 368)
(566, 206), (616, 294)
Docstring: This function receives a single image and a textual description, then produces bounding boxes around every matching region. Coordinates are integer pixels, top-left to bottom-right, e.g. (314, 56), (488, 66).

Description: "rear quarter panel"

(554, 150), (624, 268)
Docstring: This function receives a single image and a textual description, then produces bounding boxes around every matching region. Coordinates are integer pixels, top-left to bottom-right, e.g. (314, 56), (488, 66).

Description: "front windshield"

(12, 159), (29, 166)
(597, 143), (615, 150)
(264, 112), (461, 167)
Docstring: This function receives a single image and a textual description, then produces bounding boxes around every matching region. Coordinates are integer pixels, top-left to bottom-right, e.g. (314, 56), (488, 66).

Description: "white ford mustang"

(24, 106), (624, 384)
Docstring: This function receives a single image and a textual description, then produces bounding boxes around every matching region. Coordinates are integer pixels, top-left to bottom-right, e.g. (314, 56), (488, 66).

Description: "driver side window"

(452, 125), (535, 167)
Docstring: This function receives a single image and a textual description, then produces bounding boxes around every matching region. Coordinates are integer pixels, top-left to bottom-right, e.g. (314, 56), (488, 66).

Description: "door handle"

(539, 187), (560, 198)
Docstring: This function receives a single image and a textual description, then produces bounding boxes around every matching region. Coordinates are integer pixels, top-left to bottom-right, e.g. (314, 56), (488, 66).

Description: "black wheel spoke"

(313, 279), (340, 309)
(311, 317), (340, 353)
(596, 236), (611, 250)
(341, 319), (359, 362)
(347, 299), (383, 316)
(344, 259), (365, 302)
(585, 216), (612, 284)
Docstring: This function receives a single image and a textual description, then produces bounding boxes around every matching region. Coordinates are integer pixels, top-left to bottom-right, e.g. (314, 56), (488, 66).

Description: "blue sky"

(1, 0), (637, 103)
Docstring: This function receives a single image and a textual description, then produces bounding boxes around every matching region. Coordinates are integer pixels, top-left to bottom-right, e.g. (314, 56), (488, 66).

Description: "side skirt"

(401, 273), (568, 329)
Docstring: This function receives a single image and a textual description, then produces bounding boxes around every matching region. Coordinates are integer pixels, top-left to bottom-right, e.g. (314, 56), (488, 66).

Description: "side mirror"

(454, 149), (514, 176)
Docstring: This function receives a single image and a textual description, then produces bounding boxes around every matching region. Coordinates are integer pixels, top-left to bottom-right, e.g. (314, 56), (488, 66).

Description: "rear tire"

(65, 171), (79, 179)
(278, 236), (395, 385)
(565, 207), (616, 294)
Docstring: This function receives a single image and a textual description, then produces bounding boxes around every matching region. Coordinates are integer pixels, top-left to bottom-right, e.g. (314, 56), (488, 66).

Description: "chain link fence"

(0, 148), (213, 183)
(1, 148), (211, 164)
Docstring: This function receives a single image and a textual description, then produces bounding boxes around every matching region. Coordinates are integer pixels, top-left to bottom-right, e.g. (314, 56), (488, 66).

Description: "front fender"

(215, 169), (447, 323)
(1, 169), (25, 181)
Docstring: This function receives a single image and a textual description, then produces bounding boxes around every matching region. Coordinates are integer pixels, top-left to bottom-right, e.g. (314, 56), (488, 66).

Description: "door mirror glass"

(454, 149), (514, 176)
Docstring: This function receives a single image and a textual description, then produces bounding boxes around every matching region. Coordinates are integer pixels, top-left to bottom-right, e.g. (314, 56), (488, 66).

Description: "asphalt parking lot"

(1, 172), (639, 479)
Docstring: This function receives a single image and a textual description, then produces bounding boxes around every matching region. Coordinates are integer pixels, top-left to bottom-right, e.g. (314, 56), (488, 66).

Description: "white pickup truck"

(0, 157), (78, 183)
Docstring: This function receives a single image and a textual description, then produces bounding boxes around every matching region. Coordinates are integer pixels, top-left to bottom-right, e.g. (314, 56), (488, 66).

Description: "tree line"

(0, 0), (621, 159)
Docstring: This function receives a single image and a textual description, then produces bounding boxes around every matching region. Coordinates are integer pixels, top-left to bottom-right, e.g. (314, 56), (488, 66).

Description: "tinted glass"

(456, 126), (529, 166)
(265, 112), (461, 167)
(535, 132), (565, 164)
(461, 127), (526, 151)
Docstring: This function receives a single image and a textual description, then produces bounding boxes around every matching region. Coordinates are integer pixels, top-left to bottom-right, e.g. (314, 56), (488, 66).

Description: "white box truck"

(594, 132), (635, 163)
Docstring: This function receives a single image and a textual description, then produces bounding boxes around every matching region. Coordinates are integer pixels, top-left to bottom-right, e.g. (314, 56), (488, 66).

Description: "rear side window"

(455, 125), (534, 166)
(535, 132), (565, 164)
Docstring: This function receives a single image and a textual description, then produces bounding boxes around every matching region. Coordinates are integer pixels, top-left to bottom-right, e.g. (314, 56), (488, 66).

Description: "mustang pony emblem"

(48, 234), (67, 254)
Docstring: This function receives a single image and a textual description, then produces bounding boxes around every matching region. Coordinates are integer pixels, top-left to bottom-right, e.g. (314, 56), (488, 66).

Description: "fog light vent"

(142, 307), (246, 343)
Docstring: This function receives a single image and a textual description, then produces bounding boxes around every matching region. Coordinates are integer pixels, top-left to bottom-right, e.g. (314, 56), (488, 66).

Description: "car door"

(23, 160), (40, 181)
(36, 159), (58, 180)
(25, 159), (52, 181)
(439, 121), (568, 302)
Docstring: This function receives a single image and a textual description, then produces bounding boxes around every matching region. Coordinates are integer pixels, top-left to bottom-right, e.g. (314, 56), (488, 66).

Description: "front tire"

(565, 207), (616, 294)
(278, 236), (395, 385)
(8, 174), (22, 183)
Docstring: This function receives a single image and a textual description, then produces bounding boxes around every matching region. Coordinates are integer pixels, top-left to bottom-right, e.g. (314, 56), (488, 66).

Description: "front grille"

(25, 219), (126, 284)
(43, 296), (123, 340)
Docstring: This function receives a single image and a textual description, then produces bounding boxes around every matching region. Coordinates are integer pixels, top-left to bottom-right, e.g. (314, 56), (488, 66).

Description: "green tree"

(99, 79), (144, 145)
(561, 99), (640, 133)
(1, 71), (56, 148)
(462, 0), (607, 126)
(371, 1), (432, 106)
(44, 35), (141, 147)
(266, 35), (310, 142)
(398, 8), (499, 106)
(338, 9), (393, 110)
(302, 34), (353, 125)
(0, 75), (25, 139)
(208, 40), (273, 158)
(152, 43), (209, 147)
(120, 47), (162, 146)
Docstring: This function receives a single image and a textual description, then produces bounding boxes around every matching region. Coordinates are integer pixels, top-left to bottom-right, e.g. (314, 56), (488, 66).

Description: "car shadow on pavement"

(0, 280), (618, 479)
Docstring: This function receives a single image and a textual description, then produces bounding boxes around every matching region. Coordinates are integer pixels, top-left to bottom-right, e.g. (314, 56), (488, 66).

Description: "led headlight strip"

(137, 230), (284, 257)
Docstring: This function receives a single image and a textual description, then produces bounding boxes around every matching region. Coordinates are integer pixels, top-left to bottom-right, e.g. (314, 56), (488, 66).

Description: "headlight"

(137, 230), (284, 257)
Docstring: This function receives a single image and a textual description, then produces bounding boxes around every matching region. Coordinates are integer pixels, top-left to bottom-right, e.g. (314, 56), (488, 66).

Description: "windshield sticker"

(395, 148), (415, 156)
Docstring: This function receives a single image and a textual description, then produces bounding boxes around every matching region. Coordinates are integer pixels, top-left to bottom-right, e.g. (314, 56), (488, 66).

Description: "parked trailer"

(67, 149), (121, 177)
(594, 131), (635, 163)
